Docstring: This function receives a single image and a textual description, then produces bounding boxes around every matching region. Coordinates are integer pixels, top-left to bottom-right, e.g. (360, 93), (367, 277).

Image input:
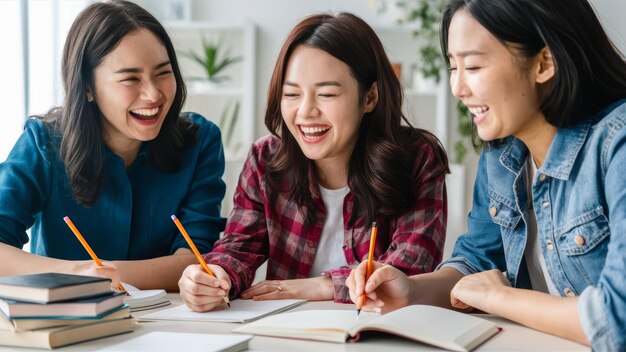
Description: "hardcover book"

(0, 273), (111, 303)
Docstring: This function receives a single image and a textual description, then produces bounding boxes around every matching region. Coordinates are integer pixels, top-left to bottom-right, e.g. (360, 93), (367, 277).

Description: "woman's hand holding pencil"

(178, 263), (232, 312)
(347, 260), (412, 315)
(171, 215), (231, 312)
(63, 216), (123, 291)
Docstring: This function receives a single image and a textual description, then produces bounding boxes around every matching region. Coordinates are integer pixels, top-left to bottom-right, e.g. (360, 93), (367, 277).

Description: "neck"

(314, 157), (349, 190)
(516, 116), (557, 168)
(104, 137), (142, 167)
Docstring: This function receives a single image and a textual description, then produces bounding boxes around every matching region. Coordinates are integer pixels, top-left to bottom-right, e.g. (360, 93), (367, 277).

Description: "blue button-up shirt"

(0, 112), (226, 260)
(440, 99), (626, 350)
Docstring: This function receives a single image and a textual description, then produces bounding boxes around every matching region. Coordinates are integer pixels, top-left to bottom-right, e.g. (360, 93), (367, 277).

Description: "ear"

(535, 47), (555, 84)
(87, 88), (94, 102)
(363, 81), (379, 113)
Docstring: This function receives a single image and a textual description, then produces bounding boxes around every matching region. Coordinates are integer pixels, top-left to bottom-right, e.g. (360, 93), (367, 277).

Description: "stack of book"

(0, 272), (134, 349)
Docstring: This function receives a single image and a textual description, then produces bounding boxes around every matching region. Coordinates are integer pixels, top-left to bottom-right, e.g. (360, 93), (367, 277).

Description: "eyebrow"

(283, 81), (342, 87)
(113, 61), (171, 74)
(447, 50), (486, 59)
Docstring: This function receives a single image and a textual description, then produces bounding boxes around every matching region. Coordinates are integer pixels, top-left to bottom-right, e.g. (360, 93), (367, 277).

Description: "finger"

(207, 264), (231, 288)
(363, 265), (393, 293)
(241, 281), (277, 298)
(352, 261), (369, 297)
(179, 275), (229, 298)
(252, 289), (285, 301)
(184, 265), (222, 287)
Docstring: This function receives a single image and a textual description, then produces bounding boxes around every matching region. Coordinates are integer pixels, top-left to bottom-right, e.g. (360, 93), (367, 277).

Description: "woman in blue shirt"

(347, 0), (626, 349)
(0, 1), (226, 290)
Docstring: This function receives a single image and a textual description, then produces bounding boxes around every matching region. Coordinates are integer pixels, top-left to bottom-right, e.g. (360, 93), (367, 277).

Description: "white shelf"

(167, 20), (257, 217)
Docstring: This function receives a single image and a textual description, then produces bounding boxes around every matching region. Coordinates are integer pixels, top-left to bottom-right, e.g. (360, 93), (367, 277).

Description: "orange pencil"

(62, 216), (125, 292)
(357, 221), (378, 317)
(171, 215), (230, 307)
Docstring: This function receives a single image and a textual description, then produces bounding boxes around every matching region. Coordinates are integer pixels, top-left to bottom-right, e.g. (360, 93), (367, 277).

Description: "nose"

(449, 70), (470, 99)
(141, 80), (161, 102)
(297, 94), (319, 119)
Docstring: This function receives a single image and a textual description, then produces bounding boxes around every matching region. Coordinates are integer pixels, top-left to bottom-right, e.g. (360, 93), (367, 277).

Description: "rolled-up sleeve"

(438, 152), (506, 275)
(0, 119), (52, 248)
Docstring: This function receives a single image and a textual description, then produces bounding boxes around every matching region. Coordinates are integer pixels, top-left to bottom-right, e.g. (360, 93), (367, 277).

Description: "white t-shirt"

(524, 158), (560, 295)
(309, 185), (350, 277)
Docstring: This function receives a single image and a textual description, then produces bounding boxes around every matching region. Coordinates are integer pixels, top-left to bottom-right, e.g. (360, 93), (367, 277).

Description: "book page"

(232, 309), (379, 343)
(352, 305), (498, 351)
(139, 299), (305, 323)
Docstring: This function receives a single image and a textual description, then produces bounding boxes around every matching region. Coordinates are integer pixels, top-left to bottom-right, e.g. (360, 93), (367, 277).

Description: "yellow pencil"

(63, 216), (125, 292)
(171, 215), (230, 306)
(357, 221), (378, 317)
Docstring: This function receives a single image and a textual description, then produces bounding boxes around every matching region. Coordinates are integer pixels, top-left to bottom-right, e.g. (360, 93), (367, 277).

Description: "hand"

(72, 260), (121, 290)
(450, 269), (511, 312)
(178, 264), (231, 312)
(240, 276), (333, 301)
(346, 261), (411, 313)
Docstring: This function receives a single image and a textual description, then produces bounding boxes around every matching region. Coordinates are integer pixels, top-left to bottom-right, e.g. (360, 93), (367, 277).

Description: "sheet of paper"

(139, 299), (305, 323)
(94, 331), (252, 352)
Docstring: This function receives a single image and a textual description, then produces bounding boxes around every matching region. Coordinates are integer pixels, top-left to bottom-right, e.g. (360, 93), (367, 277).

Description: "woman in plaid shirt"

(179, 12), (450, 311)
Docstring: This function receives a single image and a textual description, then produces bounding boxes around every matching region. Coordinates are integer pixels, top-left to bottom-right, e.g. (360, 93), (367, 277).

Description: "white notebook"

(139, 299), (306, 323)
(94, 332), (252, 352)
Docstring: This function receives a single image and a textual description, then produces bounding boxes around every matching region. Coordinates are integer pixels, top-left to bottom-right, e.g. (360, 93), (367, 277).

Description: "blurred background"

(1, 0), (624, 259)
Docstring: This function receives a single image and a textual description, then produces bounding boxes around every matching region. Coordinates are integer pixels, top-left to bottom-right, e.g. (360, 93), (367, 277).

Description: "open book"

(139, 299), (305, 323)
(233, 305), (500, 352)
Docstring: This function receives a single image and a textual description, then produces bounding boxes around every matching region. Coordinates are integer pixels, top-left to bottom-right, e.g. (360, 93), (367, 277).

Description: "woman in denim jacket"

(347, 0), (626, 349)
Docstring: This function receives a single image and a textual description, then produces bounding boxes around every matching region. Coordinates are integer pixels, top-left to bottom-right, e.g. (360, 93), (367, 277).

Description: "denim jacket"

(440, 99), (626, 350)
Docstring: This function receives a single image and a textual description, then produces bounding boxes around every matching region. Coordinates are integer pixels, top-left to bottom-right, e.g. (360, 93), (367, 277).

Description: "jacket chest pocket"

(488, 190), (522, 229)
(556, 206), (610, 285)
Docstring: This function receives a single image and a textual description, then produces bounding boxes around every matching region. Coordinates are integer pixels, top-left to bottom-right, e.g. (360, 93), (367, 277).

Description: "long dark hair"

(265, 12), (449, 227)
(41, 0), (196, 206)
(441, 0), (626, 135)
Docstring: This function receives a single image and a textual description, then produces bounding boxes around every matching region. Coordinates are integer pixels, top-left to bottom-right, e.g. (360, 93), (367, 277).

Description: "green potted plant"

(182, 34), (243, 88)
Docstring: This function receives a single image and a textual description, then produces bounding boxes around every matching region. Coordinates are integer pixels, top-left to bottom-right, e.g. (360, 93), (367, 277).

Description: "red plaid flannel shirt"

(203, 135), (447, 302)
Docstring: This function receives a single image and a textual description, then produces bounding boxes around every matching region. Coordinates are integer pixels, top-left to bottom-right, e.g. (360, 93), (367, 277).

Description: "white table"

(0, 294), (589, 351)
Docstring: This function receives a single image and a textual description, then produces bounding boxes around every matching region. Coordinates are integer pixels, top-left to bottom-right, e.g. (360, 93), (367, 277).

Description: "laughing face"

(280, 45), (376, 172)
(92, 28), (175, 157)
(447, 10), (548, 142)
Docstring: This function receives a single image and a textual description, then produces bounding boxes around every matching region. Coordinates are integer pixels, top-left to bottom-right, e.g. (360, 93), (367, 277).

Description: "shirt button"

(539, 174), (547, 182)
(489, 207), (497, 217)
(542, 201), (550, 208)
(546, 240), (555, 250)
(574, 234), (586, 246)
(564, 288), (576, 297)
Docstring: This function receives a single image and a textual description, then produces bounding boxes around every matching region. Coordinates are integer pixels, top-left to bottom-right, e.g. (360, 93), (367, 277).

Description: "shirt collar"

(540, 118), (591, 180)
(498, 118), (591, 181)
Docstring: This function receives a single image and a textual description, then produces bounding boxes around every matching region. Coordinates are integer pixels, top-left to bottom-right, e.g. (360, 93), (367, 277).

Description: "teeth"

(300, 126), (330, 134)
(131, 107), (159, 116)
(468, 106), (488, 115)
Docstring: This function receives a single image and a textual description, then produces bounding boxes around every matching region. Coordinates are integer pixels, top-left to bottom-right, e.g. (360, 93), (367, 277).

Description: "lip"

(465, 104), (489, 126)
(298, 123), (331, 144)
(129, 104), (163, 126)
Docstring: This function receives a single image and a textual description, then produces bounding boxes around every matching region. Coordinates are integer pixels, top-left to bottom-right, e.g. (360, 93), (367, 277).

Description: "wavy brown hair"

(265, 12), (449, 227)
(41, 0), (197, 206)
